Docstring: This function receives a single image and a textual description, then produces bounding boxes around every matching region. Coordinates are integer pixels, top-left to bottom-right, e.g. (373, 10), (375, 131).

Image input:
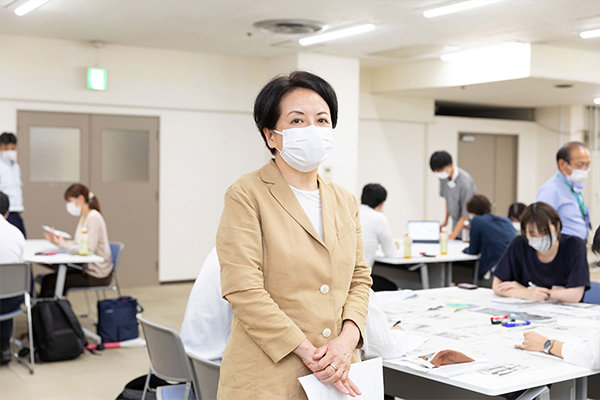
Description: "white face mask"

(527, 233), (557, 253)
(512, 221), (521, 233)
(568, 167), (589, 185)
(274, 125), (334, 173)
(66, 201), (81, 217)
(0, 150), (17, 163)
(434, 171), (449, 180)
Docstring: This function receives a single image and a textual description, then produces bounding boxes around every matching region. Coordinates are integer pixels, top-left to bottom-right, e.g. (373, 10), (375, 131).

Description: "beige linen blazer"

(216, 160), (372, 399)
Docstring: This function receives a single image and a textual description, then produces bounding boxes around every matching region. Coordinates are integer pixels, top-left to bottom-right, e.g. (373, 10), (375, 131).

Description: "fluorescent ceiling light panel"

(299, 23), (375, 46)
(14, 0), (51, 16)
(594, 97), (600, 105)
(423, 0), (501, 18)
(580, 29), (600, 39)
(440, 42), (529, 62)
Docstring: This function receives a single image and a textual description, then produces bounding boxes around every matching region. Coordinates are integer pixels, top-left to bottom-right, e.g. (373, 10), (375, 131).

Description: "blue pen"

(503, 320), (531, 327)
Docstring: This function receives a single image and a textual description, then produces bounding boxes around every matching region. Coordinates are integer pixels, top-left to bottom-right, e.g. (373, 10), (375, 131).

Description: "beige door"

(17, 111), (159, 287)
(457, 133), (518, 216)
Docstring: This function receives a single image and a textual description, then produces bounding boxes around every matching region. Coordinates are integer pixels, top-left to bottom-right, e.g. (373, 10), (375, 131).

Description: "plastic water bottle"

(440, 228), (448, 255)
(403, 233), (412, 259)
(79, 226), (89, 256)
(462, 220), (470, 242)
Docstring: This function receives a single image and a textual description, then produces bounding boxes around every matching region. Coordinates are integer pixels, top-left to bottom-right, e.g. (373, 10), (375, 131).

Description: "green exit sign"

(87, 68), (107, 91)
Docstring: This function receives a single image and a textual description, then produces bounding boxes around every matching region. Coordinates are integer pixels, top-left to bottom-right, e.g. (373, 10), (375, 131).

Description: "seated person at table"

(39, 183), (112, 298)
(492, 202), (589, 303)
(0, 191), (25, 365)
(359, 183), (400, 291)
(181, 248), (422, 362)
(507, 202), (526, 234)
(462, 194), (515, 284)
(515, 226), (600, 369)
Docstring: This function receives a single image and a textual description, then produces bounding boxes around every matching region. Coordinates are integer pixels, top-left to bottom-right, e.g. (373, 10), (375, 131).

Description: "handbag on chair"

(97, 296), (143, 343)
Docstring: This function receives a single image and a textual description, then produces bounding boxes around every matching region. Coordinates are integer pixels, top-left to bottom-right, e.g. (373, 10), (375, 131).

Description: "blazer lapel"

(318, 176), (337, 252)
(260, 161), (326, 248)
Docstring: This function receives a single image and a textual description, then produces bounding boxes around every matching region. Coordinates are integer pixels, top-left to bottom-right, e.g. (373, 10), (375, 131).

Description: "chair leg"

(114, 274), (122, 297)
(141, 369), (152, 400)
(81, 291), (91, 318)
(25, 293), (34, 372)
(183, 382), (192, 400)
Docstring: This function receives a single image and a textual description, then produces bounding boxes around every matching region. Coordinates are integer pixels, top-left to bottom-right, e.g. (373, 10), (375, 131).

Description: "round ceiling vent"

(253, 19), (327, 35)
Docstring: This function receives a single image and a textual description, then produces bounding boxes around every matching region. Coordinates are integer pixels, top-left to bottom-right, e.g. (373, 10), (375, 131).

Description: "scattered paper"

(298, 357), (383, 400)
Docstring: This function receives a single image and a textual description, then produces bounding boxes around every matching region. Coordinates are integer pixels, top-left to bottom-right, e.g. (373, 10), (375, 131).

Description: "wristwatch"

(543, 339), (555, 354)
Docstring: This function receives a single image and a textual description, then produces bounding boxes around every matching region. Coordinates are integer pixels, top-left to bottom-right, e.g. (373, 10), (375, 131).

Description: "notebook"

(407, 220), (440, 243)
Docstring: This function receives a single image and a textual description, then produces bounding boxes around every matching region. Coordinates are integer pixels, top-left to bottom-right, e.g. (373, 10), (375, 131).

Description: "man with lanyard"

(536, 141), (591, 240)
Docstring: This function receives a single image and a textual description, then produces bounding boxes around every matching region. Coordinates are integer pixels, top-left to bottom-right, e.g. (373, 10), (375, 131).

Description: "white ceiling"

(2, 0), (600, 107)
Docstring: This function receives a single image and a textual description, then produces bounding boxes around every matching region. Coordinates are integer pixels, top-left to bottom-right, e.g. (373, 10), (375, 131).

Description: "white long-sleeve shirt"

(0, 158), (24, 212)
(359, 204), (399, 267)
(0, 215), (25, 263)
(562, 329), (600, 370)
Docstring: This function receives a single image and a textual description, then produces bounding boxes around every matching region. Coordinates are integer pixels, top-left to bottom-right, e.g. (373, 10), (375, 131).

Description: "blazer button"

(322, 328), (332, 338)
(320, 284), (330, 294)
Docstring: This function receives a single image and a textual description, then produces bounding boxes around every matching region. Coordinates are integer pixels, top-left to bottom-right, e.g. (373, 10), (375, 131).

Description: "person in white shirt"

(359, 183), (400, 291)
(0, 132), (26, 237)
(0, 191), (26, 365)
(181, 248), (423, 363)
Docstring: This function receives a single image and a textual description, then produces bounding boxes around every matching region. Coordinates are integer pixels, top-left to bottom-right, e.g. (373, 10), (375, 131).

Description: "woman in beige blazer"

(216, 71), (372, 399)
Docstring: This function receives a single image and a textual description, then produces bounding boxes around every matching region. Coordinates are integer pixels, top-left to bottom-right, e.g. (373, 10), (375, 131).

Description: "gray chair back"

(137, 314), (195, 383)
(188, 353), (220, 400)
(0, 263), (30, 299)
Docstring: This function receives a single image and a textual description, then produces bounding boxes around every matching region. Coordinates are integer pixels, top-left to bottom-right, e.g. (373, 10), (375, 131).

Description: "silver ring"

(330, 362), (338, 371)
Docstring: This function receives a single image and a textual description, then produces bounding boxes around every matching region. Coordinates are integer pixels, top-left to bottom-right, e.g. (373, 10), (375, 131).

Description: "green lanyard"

(557, 173), (589, 223)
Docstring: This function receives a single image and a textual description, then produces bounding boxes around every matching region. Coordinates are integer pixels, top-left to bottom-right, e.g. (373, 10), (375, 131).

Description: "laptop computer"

(407, 220), (440, 243)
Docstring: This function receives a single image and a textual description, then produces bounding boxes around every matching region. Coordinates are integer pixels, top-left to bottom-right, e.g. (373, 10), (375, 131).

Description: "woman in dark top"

(492, 202), (589, 303)
(463, 194), (516, 279)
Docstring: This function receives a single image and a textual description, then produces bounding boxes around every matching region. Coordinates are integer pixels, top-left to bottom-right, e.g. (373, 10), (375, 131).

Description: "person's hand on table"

(312, 320), (362, 397)
(515, 331), (547, 353)
(495, 280), (524, 293)
(524, 287), (551, 302)
(43, 229), (64, 246)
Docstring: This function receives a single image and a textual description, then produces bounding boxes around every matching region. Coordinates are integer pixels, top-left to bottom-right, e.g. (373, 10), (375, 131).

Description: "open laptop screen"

(407, 221), (440, 243)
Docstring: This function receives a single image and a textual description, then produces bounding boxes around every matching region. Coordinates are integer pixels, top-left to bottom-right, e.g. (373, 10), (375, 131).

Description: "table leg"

(445, 262), (453, 287)
(55, 264), (67, 298)
(419, 265), (430, 289)
(472, 260), (480, 285)
(575, 376), (588, 400)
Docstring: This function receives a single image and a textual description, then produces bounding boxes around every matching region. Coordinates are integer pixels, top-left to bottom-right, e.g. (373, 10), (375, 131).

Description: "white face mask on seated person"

(66, 200), (81, 217)
(273, 125), (334, 173)
(527, 233), (557, 253)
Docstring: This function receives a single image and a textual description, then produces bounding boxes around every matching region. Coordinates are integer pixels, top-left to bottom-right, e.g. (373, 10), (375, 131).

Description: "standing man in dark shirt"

(492, 202), (589, 303)
(429, 151), (476, 240)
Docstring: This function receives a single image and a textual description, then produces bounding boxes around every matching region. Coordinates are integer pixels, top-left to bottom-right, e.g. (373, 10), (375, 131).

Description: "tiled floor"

(3, 260), (600, 400)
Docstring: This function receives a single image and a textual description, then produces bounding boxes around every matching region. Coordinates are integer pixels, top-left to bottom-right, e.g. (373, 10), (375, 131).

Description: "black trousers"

(40, 270), (112, 298)
(0, 295), (23, 349)
(7, 212), (26, 238)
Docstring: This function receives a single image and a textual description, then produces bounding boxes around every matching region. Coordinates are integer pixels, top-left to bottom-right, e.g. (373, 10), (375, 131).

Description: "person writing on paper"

(492, 202), (589, 303)
(359, 183), (400, 291)
(429, 151), (476, 240)
(39, 183), (112, 297)
(462, 194), (515, 285)
(0, 191), (25, 365)
(216, 71), (372, 399)
(0, 132), (26, 237)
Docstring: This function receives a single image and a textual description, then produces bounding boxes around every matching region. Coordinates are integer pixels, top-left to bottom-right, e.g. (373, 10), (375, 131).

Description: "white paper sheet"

(298, 357), (383, 400)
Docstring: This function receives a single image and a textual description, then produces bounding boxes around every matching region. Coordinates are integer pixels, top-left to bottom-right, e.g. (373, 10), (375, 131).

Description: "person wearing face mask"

(507, 202), (526, 234)
(492, 202), (589, 303)
(215, 71), (371, 399)
(0, 132), (26, 237)
(429, 151), (477, 240)
(536, 141), (591, 240)
(39, 183), (112, 298)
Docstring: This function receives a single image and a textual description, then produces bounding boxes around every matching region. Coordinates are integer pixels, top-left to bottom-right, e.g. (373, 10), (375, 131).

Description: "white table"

(377, 287), (600, 399)
(374, 240), (480, 289)
(24, 239), (104, 298)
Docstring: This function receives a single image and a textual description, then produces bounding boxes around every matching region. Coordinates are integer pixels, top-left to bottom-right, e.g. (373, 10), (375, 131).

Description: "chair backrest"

(584, 281), (600, 305)
(187, 353), (220, 400)
(137, 314), (195, 384)
(109, 242), (124, 272)
(0, 263), (30, 299)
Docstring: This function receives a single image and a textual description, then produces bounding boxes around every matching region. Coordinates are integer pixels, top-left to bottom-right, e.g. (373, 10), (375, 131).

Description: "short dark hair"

(0, 191), (9, 215)
(361, 183), (387, 209)
(0, 132), (17, 145)
(253, 71), (338, 155)
(507, 202), (526, 221)
(520, 202), (562, 241)
(466, 194), (491, 215)
(556, 141), (586, 165)
(429, 151), (452, 171)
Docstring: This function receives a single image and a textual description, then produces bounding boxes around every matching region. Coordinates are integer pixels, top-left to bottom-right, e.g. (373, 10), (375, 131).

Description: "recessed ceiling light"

(14, 0), (51, 16)
(299, 23), (375, 46)
(580, 29), (600, 39)
(423, 0), (502, 19)
(253, 19), (327, 35)
(594, 97), (600, 105)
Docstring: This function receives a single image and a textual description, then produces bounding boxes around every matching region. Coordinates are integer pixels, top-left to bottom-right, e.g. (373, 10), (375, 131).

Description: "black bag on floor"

(115, 374), (172, 400)
(32, 299), (86, 362)
(97, 296), (143, 343)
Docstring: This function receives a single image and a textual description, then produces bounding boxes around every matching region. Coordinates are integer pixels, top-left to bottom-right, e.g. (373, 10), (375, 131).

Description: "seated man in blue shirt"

(492, 202), (589, 303)
(463, 194), (515, 286)
(536, 141), (591, 240)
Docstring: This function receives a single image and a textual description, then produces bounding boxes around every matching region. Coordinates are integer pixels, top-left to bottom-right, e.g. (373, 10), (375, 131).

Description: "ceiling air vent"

(253, 19), (327, 35)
